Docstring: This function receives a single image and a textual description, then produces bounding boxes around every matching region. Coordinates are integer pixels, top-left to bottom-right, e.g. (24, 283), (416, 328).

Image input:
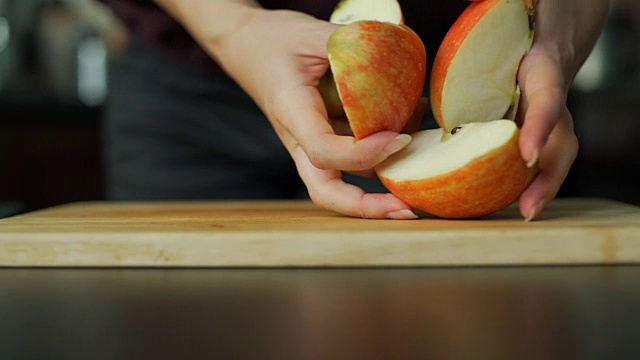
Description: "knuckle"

(351, 153), (374, 171)
(569, 135), (579, 160)
(306, 187), (329, 210)
(346, 143), (377, 171)
(306, 147), (332, 170)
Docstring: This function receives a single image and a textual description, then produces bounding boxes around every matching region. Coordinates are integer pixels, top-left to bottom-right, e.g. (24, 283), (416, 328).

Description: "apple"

(430, 0), (535, 131)
(376, 120), (537, 219)
(375, 0), (539, 219)
(324, 21), (426, 139)
(329, 0), (404, 25)
(317, 0), (426, 140)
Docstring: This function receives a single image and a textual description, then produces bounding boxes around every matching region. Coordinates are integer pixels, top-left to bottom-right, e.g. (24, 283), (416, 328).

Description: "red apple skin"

(430, 0), (528, 131)
(378, 131), (539, 219)
(327, 20), (426, 139)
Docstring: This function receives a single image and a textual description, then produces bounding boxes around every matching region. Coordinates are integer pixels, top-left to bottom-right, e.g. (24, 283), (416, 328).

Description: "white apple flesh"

(376, 120), (537, 219)
(430, 0), (533, 131)
(330, 0), (404, 25)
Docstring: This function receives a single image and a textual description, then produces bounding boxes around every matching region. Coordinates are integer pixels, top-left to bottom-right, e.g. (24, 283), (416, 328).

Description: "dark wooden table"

(1, 265), (638, 359)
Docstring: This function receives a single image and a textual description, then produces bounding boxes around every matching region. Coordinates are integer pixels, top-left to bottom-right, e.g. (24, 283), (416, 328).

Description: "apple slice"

(329, 0), (404, 25)
(318, 0), (424, 139)
(376, 120), (537, 219)
(430, 0), (534, 131)
(372, 0), (538, 219)
(324, 21), (426, 139)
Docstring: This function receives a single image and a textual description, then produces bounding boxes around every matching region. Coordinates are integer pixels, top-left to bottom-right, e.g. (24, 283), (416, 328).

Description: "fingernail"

(527, 149), (540, 168)
(383, 134), (412, 155)
(386, 209), (419, 220)
(525, 201), (545, 222)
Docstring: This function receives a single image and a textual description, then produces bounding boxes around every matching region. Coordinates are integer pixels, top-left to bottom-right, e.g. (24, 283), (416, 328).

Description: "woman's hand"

(515, 0), (611, 220)
(154, 0), (421, 219)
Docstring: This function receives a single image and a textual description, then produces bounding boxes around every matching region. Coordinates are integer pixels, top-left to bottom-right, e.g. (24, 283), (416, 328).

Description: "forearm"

(152, 0), (263, 62)
(533, 0), (611, 86)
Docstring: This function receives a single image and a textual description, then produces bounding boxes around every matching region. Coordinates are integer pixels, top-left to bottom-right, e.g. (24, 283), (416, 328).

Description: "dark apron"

(102, 37), (393, 201)
(102, 37), (309, 200)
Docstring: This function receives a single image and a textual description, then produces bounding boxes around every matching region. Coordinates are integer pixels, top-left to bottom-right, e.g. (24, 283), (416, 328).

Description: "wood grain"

(0, 198), (638, 267)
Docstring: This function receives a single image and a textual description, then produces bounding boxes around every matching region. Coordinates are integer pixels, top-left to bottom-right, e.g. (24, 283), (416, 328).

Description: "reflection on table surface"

(1, 266), (638, 359)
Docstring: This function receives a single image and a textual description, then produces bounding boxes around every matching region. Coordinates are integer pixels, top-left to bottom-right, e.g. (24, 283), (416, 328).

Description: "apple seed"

(451, 126), (462, 135)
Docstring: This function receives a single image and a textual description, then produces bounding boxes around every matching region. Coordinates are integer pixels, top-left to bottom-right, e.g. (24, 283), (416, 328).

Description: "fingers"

(270, 85), (417, 219)
(330, 96), (427, 141)
(274, 86), (411, 172)
(517, 49), (578, 221)
(519, 109), (578, 221)
(291, 146), (418, 219)
(519, 87), (565, 168)
(258, 14), (422, 219)
(222, 12), (418, 220)
(332, 97), (428, 180)
(517, 51), (567, 166)
(275, 86), (416, 218)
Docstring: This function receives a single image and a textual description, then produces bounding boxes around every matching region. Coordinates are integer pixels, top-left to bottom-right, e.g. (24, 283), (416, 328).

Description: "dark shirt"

(101, 0), (468, 75)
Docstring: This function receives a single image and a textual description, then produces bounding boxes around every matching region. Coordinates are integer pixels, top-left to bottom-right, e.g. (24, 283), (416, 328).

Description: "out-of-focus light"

(0, 17), (9, 53)
(573, 32), (607, 93)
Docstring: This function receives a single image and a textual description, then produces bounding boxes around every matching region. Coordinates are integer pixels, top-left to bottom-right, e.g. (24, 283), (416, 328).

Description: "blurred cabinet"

(0, 0), (125, 216)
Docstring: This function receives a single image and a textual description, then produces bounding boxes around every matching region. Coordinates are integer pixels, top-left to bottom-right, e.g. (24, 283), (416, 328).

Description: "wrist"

(153, 0), (263, 60)
(532, 0), (611, 84)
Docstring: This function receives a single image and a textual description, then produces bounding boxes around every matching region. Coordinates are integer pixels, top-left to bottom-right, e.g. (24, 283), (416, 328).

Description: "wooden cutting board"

(1, 198), (639, 267)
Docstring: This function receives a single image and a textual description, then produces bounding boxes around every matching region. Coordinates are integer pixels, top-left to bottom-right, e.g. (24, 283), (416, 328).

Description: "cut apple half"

(325, 21), (426, 139)
(318, 0), (424, 139)
(376, 120), (537, 219)
(330, 0), (404, 25)
(372, 0), (539, 219)
(430, 0), (534, 131)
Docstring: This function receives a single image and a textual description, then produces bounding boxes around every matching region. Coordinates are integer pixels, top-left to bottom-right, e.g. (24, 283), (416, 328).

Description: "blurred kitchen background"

(0, 0), (639, 218)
